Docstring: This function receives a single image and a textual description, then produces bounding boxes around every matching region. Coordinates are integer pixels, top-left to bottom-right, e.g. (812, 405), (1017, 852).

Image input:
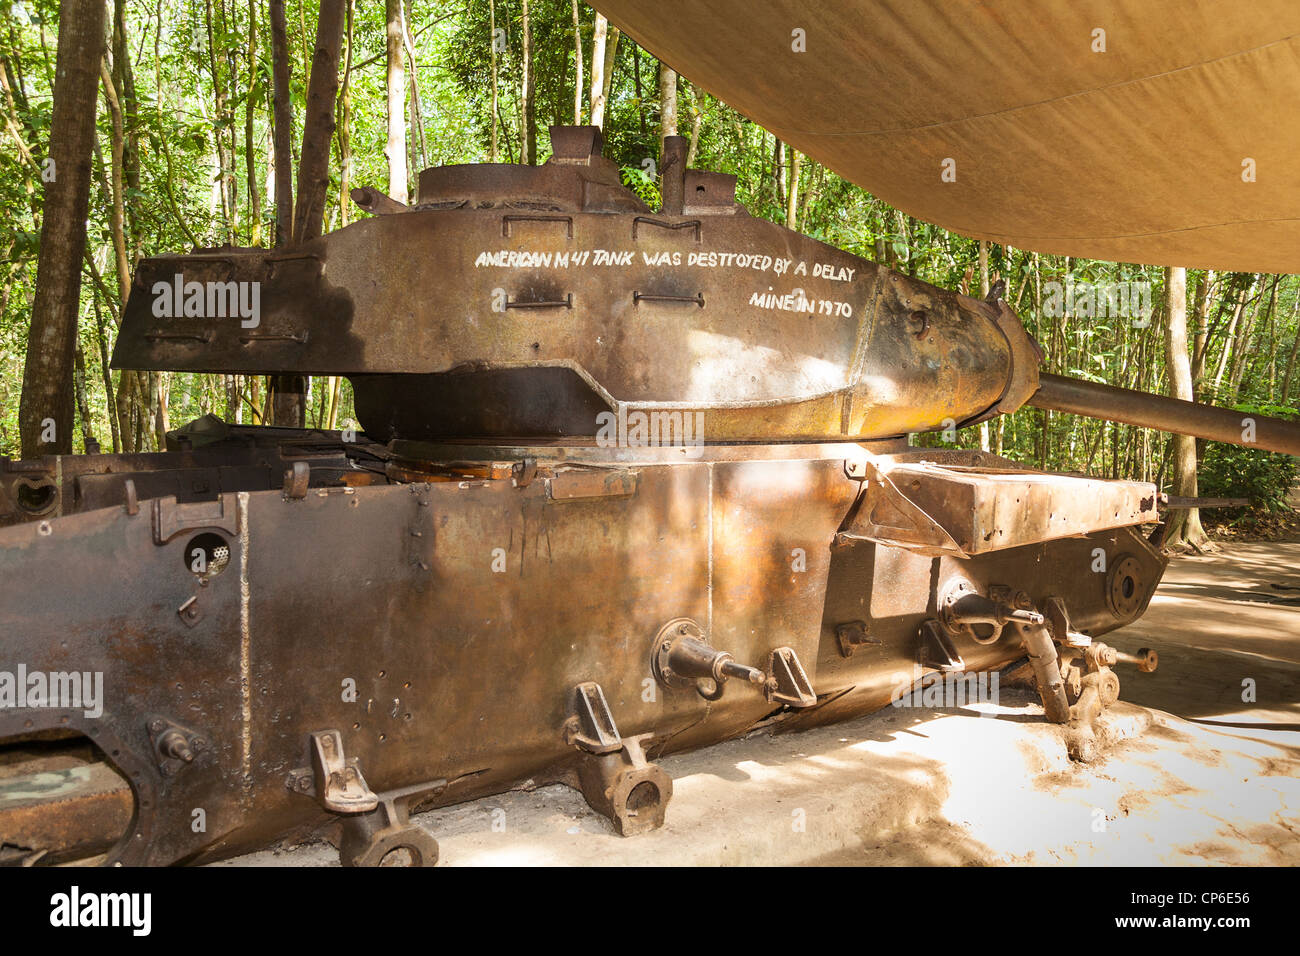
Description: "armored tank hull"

(2, 127), (1294, 866)
(1, 427), (1163, 864)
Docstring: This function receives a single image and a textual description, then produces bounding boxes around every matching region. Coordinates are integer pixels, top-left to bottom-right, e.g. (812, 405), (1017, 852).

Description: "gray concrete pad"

(220, 541), (1300, 866)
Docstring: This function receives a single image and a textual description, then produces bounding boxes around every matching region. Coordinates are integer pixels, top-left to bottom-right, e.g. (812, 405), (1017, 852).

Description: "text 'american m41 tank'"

(1, 127), (1296, 866)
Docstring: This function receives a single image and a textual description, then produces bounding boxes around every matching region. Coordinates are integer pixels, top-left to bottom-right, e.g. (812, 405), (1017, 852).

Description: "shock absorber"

(940, 581), (1068, 722)
(1021, 622), (1071, 723)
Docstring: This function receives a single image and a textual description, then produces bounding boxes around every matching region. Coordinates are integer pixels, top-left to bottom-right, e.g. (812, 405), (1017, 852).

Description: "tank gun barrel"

(1026, 373), (1300, 457)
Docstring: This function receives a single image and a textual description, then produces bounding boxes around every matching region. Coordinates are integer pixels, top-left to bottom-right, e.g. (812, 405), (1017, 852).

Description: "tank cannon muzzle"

(1026, 373), (1300, 457)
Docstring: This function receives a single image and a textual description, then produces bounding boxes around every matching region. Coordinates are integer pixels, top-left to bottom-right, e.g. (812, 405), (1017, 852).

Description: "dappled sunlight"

(682, 329), (844, 403)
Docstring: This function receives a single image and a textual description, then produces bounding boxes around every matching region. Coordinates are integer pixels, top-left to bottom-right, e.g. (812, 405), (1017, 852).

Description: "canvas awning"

(594, 1), (1300, 274)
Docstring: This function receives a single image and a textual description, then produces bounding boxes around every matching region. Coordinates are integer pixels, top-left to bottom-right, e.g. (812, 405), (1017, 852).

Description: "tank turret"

(112, 126), (1045, 445)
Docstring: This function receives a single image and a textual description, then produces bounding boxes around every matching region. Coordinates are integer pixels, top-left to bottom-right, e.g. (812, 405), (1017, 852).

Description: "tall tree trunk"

(1280, 288), (1300, 406)
(977, 239), (991, 452)
(785, 148), (801, 230)
(402, 0), (427, 175)
(89, 291), (119, 452)
(111, 0), (140, 256)
(72, 343), (91, 448)
(772, 136), (785, 210)
(280, 0), (344, 426)
(98, 62), (130, 310)
(154, 371), (169, 448)
(292, 0), (344, 245)
(204, 0), (234, 242)
(245, 0), (261, 245)
(1229, 275), (1277, 400)
(1211, 276), (1254, 397)
(683, 81), (702, 167)
(489, 0), (499, 158)
(603, 25), (619, 109)
(521, 0), (535, 164)
(269, 0), (295, 244)
(658, 60), (676, 160)
(267, 0), (298, 422)
(1163, 266), (1210, 551)
(1190, 269), (1213, 397)
(589, 12), (607, 128)
(20, 0), (107, 458)
(325, 377), (341, 429)
(337, 0), (354, 222)
(384, 0), (407, 200)
(571, 0), (583, 124)
(632, 42), (646, 141)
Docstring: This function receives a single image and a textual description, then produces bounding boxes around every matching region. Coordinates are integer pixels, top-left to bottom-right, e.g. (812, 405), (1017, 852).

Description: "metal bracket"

(631, 216), (702, 241)
(338, 780), (446, 867)
(146, 715), (209, 777)
(765, 647), (817, 707)
(835, 620), (881, 657)
(562, 683), (673, 836)
(502, 213), (574, 238)
(177, 595), (203, 628)
(505, 292), (573, 310)
(152, 494), (239, 544)
(282, 460), (310, 499)
(564, 682), (622, 754)
(546, 467), (638, 501)
(511, 457), (538, 488)
(843, 457), (871, 480)
(633, 291), (705, 307)
(285, 729), (379, 814)
(574, 733), (673, 837)
(919, 619), (965, 672)
(1043, 595), (1091, 647)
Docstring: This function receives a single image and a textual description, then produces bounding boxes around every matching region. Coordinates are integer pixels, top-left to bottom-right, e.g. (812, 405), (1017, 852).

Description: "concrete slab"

(219, 541), (1300, 867)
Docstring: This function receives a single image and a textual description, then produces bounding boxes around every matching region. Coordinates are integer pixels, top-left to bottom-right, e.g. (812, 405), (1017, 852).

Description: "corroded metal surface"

(0, 419), (384, 528)
(1030, 372), (1300, 457)
(5, 127), (1273, 867)
(111, 129), (1041, 444)
(0, 439), (1165, 864)
(838, 451), (1160, 557)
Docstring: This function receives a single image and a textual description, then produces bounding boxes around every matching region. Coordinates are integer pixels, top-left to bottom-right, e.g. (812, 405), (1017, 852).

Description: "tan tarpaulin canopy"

(594, 1), (1300, 274)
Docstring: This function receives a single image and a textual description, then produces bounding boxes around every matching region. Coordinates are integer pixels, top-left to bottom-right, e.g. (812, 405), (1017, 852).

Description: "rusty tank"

(2, 126), (1298, 866)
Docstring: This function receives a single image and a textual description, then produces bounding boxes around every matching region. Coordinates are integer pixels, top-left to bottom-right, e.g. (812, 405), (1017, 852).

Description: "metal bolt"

(159, 730), (194, 763)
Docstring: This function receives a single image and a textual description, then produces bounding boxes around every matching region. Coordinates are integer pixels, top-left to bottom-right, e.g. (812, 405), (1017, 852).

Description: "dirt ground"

(223, 540), (1300, 867)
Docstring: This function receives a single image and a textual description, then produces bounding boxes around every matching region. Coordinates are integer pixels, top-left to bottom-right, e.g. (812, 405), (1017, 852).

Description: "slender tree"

(786, 148), (801, 229)
(19, 0), (107, 457)
(488, 0), (499, 158)
(385, 0), (407, 200)
(658, 61), (676, 159)
(1163, 266), (1211, 551)
(589, 12), (607, 128)
(521, 0), (535, 164)
(245, 0), (262, 246)
(571, 0), (583, 124)
(269, 0), (295, 245)
(292, 0), (345, 244)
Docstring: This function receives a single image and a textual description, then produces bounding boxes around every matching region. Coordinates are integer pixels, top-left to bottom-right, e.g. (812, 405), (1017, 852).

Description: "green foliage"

(1199, 445), (1298, 516)
(1198, 402), (1298, 518)
(619, 162), (659, 207)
